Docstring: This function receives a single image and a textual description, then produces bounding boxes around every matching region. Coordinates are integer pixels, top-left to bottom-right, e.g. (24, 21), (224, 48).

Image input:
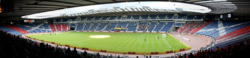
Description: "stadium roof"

(1, 0), (250, 19)
(21, 2), (212, 19)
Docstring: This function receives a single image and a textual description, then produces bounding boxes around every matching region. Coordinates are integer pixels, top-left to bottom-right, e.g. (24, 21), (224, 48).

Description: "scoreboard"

(24, 20), (35, 22)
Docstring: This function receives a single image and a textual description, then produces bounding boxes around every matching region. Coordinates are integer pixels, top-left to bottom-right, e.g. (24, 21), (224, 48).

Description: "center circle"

(89, 35), (110, 38)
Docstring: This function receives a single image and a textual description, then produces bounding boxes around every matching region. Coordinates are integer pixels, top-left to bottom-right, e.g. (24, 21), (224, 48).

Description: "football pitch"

(28, 32), (189, 52)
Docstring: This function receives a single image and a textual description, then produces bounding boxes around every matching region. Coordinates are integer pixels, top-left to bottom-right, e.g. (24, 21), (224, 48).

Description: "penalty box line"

(161, 33), (171, 48)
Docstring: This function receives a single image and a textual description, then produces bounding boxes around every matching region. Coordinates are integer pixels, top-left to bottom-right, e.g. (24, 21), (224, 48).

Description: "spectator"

(188, 53), (195, 58)
(65, 47), (71, 58)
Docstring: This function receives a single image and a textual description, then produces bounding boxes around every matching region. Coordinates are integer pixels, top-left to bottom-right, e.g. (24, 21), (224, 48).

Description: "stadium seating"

(42, 23), (52, 32)
(127, 22), (137, 31)
(178, 22), (212, 34)
(138, 22), (148, 31)
(16, 23), (52, 33)
(104, 23), (117, 31)
(176, 26), (182, 33)
(153, 22), (164, 32)
(90, 23), (98, 31)
(0, 25), (22, 35)
(192, 21), (250, 52)
(95, 23), (108, 31)
(161, 22), (174, 32)
(75, 23), (83, 31)
(116, 22), (128, 31)
(55, 24), (62, 31)
(196, 21), (250, 38)
(184, 23), (199, 33)
(216, 24), (250, 42)
(16, 24), (32, 33)
(174, 21), (250, 58)
(32, 23), (43, 33)
(82, 23), (91, 31)
(190, 21), (213, 34)
(148, 22), (157, 31)
(49, 24), (57, 32)
(3, 24), (29, 34)
(212, 32), (250, 49)
(48, 22), (175, 32)
(195, 21), (218, 35)
(62, 24), (68, 31)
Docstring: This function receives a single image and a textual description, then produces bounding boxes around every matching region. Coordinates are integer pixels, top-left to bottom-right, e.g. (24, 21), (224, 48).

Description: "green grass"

(28, 32), (188, 52)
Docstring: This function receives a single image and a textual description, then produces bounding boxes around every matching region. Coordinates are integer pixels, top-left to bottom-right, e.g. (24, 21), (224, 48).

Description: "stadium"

(0, 0), (249, 58)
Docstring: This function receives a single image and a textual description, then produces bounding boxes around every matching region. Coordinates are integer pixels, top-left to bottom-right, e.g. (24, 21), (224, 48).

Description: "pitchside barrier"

(26, 32), (191, 55)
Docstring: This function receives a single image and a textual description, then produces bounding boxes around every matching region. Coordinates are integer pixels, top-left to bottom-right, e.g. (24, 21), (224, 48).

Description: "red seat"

(49, 24), (57, 32)
(4, 24), (29, 34)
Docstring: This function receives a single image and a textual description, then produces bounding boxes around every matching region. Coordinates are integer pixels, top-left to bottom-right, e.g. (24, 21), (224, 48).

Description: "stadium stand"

(127, 22), (137, 31)
(176, 21), (250, 58)
(96, 23), (108, 31)
(0, 25), (22, 35)
(55, 24), (62, 31)
(148, 22), (157, 31)
(161, 22), (174, 32)
(82, 23), (91, 31)
(62, 24), (68, 31)
(104, 23), (117, 31)
(32, 24), (43, 33)
(16, 23), (52, 33)
(3, 24), (29, 34)
(75, 23), (83, 31)
(57, 22), (175, 32)
(196, 21), (250, 38)
(177, 21), (213, 34)
(42, 23), (52, 32)
(90, 23), (98, 31)
(49, 24), (57, 32)
(116, 22), (128, 31)
(153, 22), (164, 32)
(190, 21), (213, 34)
(16, 24), (32, 33)
(138, 22), (148, 31)
(182, 23), (199, 33)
